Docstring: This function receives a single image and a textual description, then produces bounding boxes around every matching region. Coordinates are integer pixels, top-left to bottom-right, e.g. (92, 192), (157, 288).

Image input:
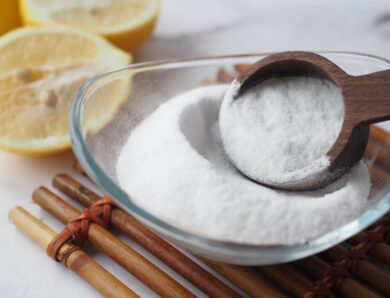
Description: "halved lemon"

(0, 26), (131, 156)
(19, 0), (159, 52)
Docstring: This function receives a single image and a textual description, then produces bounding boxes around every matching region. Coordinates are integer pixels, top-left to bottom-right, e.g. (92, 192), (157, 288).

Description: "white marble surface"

(1, 0), (390, 297)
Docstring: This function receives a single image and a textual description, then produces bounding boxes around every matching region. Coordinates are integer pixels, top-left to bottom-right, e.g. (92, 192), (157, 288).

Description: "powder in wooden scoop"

(219, 76), (344, 187)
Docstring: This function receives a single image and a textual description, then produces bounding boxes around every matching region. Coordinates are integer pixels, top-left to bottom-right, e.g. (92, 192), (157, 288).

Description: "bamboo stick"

(201, 258), (286, 298)
(364, 141), (390, 170)
(234, 64), (250, 74)
(369, 165), (390, 188)
(366, 128), (390, 191)
(370, 125), (390, 148)
(321, 244), (390, 296)
(257, 264), (312, 297)
(201, 78), (219, 85)
(294, 256), (378, 298)
(348, 232), (390, 266)
(32, 187), (195, 298)
(217, 68), (235, 83)
(52, 174), (241, 298)
(9, 206), (138, 298)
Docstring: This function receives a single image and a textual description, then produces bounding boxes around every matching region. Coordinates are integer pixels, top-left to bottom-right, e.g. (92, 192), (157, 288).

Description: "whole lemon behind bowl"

(0, 26), (131, 156)
(19, 0), (159, 52)
(0, 1), (22, 35)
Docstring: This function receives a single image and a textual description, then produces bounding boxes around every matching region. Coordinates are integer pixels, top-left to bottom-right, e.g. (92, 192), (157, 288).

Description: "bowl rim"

(70, 52), (390, 261)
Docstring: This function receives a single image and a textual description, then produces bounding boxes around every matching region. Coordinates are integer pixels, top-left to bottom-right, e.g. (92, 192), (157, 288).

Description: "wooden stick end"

(8, 206), (24, 224)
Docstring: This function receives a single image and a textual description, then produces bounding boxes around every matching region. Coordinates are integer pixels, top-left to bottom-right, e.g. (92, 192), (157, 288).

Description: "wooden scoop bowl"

(233, 51), (390, 190)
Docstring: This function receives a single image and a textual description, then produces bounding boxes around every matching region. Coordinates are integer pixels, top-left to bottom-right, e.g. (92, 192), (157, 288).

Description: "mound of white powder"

(116, 85), (370, 245)
(219, 76), (345, 188)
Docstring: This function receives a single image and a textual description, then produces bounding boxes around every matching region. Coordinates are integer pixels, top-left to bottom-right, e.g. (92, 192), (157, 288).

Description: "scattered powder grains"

(117, 85), (370, 245)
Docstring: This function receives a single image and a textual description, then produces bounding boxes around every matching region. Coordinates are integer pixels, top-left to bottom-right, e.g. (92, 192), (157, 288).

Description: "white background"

(1, 0), (390, 297)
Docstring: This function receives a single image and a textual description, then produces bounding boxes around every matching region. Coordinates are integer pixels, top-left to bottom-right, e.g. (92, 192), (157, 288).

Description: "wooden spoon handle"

(346, 70), (390, 126)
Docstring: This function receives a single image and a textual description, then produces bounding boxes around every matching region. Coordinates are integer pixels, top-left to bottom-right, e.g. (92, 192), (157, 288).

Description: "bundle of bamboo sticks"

(9, 164), (390, 297)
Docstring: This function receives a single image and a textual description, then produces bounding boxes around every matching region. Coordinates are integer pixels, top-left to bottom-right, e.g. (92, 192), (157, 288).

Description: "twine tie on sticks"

(304, 267), (351, 298)
(337, 249), (368, 274)
(47, 196), (114, 261)
(303, 213), (390, 297)
(89, 195), (113, 228)
(303, 282), (335, 298)
(322, 267), (351, 289)
(355, 227), (386, 256)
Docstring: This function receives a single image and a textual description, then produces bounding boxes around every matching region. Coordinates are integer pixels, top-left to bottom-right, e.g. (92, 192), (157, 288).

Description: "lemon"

(0, 1), (22, 35)
(0, 26), (131, 156)
(19, 0), (159, 52)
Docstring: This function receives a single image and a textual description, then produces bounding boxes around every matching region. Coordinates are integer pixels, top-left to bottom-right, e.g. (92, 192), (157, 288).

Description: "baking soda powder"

(219, 76), (344, 186)
(116, 85), (370, 245)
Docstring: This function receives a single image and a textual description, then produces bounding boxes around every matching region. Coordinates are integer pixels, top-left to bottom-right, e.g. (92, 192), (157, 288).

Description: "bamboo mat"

(10, 66), (390, 297)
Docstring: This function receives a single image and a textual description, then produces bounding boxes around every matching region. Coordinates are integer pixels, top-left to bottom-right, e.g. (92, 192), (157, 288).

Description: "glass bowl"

(70, 52), (390, 265)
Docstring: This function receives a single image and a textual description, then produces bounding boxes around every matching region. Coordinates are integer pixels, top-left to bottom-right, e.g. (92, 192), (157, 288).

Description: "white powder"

(116, 85), (370, 245)
(219, 76), (345, 188)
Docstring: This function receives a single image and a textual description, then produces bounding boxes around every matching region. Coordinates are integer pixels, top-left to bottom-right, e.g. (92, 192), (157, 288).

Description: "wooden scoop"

(233, 51), (390, 190)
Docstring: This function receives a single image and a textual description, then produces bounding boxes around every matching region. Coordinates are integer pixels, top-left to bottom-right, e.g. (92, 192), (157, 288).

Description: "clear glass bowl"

(70, 52), (390, 265)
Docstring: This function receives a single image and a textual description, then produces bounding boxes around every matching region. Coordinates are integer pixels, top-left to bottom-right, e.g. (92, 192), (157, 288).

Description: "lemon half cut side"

(0, 26), (131, 156)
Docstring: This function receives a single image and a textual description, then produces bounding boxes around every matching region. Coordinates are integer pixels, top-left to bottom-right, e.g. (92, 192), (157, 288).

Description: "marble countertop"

(1, 0), (390, 297)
